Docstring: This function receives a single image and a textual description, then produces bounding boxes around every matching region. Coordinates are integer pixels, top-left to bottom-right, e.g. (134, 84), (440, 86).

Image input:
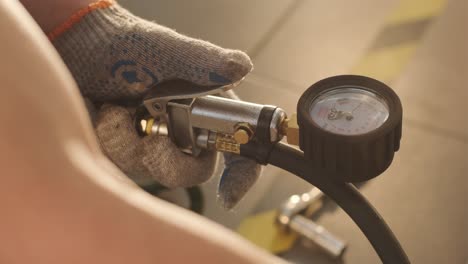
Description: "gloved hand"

(50, 0), (261, 209)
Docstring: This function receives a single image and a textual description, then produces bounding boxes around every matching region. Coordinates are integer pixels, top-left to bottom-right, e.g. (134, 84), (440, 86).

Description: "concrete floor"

(119, 0), (467, 263)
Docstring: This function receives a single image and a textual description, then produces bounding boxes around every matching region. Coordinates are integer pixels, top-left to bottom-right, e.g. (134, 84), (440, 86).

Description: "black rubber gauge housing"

(297, 75), (402, 182)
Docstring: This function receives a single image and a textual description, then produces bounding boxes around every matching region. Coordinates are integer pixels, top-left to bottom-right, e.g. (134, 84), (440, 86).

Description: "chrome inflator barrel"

(139, 95), (288, 155)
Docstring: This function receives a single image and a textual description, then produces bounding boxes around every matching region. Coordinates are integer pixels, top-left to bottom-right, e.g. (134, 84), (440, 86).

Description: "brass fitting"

(138, 118), (168, 136)
(215, 133), (240, 154)
(285, 113), (299, 146)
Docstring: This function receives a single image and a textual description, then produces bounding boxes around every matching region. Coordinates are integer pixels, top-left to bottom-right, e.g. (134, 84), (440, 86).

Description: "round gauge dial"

(309, 88), (389, 135)
(297, 75), (402, 182)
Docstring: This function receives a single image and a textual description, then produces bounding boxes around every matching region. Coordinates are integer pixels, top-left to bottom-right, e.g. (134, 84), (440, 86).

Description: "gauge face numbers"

(309, 87), (389, 135)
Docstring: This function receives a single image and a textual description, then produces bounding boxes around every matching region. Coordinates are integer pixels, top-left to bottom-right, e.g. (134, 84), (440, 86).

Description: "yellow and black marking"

(237, 210), (299, 254)
(352, 0), (447, 83)
(237, 0), (447, 254)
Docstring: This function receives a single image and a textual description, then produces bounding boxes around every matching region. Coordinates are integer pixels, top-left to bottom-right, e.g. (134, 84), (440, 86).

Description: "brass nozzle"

(138, 118), (168, 137)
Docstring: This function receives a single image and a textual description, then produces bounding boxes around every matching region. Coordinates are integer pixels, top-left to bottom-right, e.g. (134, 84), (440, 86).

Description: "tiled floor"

(120, 0), (467, 263)
(118, 0), (294, 51)
(252, 0), (397, 89)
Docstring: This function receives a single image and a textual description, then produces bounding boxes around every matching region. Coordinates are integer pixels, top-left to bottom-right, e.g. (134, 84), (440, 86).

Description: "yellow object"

(237, 210), (298, 254)
(286, 113), (299, 146)
(387, 0), (446, 26)
(352, 0), (447, 83)
(145, 118), (155, 135)
(352, 42), (419, 82)
(215, 133), (240, 154)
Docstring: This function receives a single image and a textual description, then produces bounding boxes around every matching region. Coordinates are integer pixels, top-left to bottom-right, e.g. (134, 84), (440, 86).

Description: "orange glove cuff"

(47, 0), (115, 41)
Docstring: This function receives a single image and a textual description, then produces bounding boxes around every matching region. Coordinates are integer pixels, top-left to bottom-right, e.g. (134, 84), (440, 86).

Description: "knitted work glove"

(50, 0), (261, 209)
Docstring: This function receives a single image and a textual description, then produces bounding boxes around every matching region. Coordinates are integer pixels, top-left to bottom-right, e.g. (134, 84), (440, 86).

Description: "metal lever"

(276, 188), (347, 258)
(289, 215), (347, 258)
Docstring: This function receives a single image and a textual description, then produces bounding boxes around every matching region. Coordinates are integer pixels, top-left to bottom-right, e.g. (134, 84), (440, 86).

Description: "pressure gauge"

(297, 75), (402, 182)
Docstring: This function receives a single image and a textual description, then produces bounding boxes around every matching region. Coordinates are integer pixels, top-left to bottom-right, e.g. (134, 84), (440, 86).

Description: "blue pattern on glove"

(209, 72), (231, 84)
